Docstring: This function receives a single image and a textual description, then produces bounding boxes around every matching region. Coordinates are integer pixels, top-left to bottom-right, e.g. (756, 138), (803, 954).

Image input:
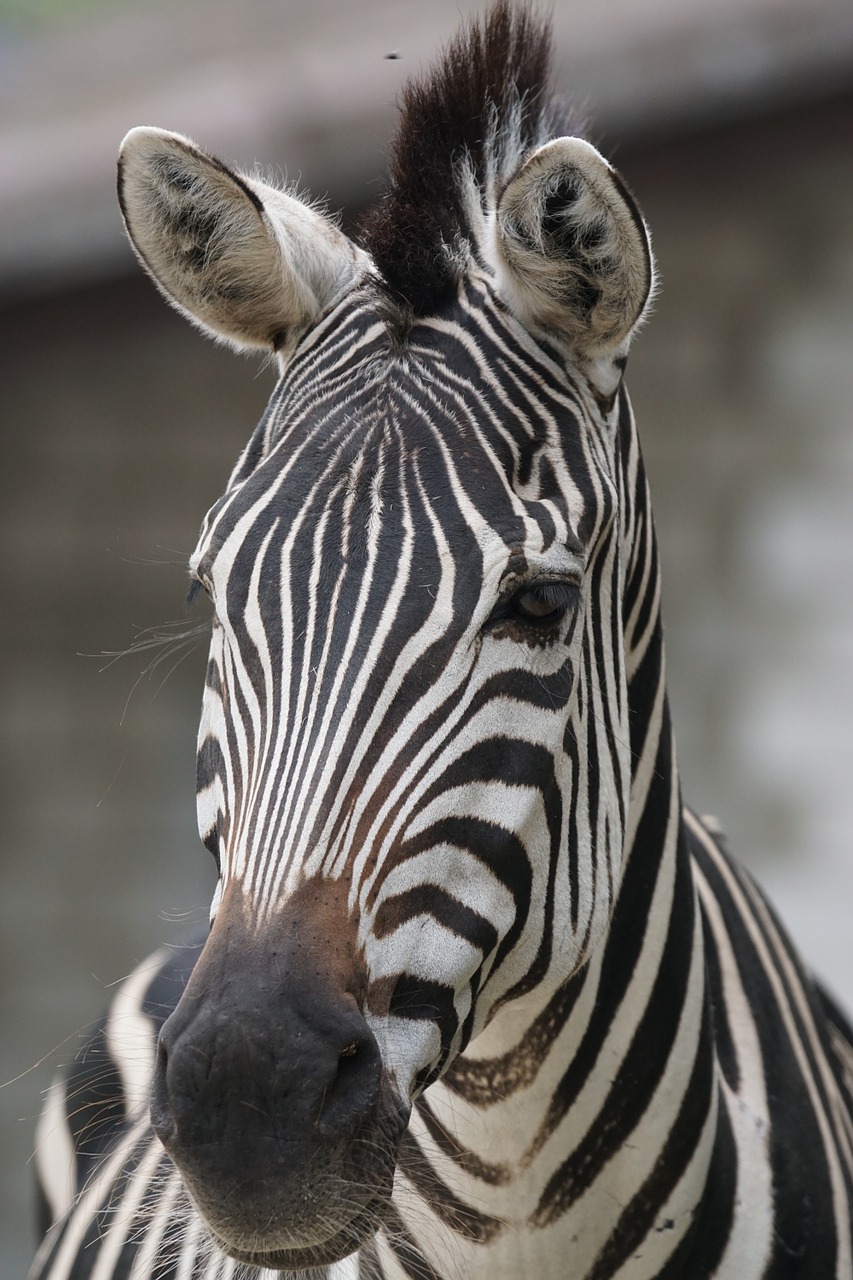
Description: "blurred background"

(2, 0), (852, 1271)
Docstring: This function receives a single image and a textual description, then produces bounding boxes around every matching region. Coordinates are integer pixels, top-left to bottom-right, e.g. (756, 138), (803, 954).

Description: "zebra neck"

(391, 712), (718, 1277)
(378, 398), (723, 1273)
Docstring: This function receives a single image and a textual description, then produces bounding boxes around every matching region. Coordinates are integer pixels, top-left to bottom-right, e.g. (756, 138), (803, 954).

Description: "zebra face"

(191, 289), (626, 1061)
(163, 292), (630, 1263)
(119, 111), (652, 1266)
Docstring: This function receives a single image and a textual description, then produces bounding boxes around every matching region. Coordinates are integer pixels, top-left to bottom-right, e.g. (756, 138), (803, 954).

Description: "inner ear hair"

(492, 137), (655, 356)
(118, 127), (365, 353)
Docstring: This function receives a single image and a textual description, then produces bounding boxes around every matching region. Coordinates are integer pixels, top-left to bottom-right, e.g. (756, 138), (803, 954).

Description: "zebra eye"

(510, 581), (580, 626)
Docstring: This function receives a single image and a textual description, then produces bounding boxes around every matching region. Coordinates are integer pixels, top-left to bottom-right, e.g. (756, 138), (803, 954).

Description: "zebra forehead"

(196, 433), (590, 595)
(194, 327), (600, 576)
(244, 281), (596, 448)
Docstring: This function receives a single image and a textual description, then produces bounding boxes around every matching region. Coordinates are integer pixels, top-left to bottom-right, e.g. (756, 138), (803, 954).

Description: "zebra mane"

(360, 2), (584, 316)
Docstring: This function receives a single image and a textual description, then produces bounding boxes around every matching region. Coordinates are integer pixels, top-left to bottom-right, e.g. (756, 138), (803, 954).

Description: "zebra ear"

(117, 127), (365, 353)
(493, 137), (655, 356)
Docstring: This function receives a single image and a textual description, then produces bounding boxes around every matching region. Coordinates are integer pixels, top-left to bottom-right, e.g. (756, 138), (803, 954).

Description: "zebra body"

(29, 7), (853, 1279)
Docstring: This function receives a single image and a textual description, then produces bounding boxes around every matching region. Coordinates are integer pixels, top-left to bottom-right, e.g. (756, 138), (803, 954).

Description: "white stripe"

(33, 1072), (76, 1224)
(105, 948), (170, 1118)
(89, 1136), (163, 1280)
(128, 1164), (181, 1278)
(693, 815), (853, 1278)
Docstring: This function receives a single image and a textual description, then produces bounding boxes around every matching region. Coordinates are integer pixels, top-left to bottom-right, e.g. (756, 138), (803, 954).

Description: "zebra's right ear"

(117, 127), (365, 353)
(492, 137), (655, 358)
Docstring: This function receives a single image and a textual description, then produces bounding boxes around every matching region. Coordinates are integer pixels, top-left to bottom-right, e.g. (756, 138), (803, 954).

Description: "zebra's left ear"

(117, 127), (365, 353)
(492, 137), (655, 357)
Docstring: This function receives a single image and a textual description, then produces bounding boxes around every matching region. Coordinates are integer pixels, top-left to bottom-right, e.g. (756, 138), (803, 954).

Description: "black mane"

(360, 3), (583, 316)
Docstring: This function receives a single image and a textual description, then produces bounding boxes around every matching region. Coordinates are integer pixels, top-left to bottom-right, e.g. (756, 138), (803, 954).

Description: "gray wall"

(3, 94), (851, 1273)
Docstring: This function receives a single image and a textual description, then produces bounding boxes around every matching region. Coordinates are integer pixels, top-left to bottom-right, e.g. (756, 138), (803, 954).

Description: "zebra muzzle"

(149, 880), (407, 1264)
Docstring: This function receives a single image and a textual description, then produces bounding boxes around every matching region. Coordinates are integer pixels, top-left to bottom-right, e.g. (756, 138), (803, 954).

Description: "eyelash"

(512, 581), (580, 623)
(488, 579), (581, 636)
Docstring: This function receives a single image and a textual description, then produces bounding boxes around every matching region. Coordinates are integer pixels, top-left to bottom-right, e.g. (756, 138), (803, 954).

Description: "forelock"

(359, 2), (586, 318)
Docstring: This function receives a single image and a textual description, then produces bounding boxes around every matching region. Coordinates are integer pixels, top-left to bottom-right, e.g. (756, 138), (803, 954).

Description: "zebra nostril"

(310, 1025), (381, 1137)
(335, 1040), (360, 1086)
(155, 1033), (171, 1088)
(150, 1033), (176, 1145)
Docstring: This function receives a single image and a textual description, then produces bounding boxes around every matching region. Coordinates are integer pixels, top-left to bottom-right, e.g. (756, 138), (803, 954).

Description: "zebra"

(27, 5), (853, 1279)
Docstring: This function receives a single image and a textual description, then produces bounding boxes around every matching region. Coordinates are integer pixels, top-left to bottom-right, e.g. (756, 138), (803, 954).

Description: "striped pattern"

(193, 282), (628, 1023)
(29, 279), (853, 1280)
(28, 6), (853, 1278)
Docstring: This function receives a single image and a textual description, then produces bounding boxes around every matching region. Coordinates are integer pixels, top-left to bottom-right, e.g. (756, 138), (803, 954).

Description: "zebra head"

(117, 8), (655, 1270)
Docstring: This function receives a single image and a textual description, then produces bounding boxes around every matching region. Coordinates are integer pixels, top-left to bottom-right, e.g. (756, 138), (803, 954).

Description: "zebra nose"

(150, 982), (382, 1159)
(143, 879), (405, 1255)
(148, 974), (391, 1256)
